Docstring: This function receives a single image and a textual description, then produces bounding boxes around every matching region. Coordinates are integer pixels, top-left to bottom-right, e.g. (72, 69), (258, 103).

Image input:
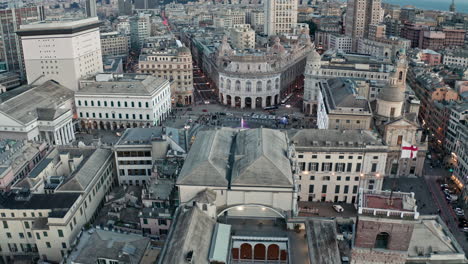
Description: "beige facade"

(230, 24), (255, 50)
(138, 46), (193, 105)
(345, 0), (382, 50)
(264, 0), (298, 36)
(290, 129), (388, 204)
(100, 31), (129, 56)
(0, 148), (114, 263)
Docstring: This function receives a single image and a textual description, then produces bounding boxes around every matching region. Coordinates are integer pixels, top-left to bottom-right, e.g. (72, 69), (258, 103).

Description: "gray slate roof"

(231, 129), (293, 187)
(288, 129), (384, 149)
(77, 74), (168, 96)
(177, 129), (234, 186)
(0, 80), (74, 125)
(159, 206), (216, 264)
(73, 229), (150, 264)
(58, 149), (112, 192)
(177, 128), (293, 188)
(322, 78), (370, 110)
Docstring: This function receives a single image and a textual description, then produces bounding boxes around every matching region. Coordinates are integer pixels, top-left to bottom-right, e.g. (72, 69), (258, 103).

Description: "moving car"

(332, 205), (344, 213)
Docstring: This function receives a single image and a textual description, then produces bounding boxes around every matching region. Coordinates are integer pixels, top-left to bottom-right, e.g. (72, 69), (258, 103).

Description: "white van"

(333, 205), (344, 213)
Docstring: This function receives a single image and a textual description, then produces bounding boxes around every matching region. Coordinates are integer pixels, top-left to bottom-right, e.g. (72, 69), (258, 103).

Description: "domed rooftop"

(177, 46), (190, 54)
(378, 72), (405, 102)
(307, 48), (321, 62)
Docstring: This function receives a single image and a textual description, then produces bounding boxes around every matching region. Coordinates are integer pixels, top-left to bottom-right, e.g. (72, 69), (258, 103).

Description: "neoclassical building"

(217, 34), (313, 109)
(374, 52), (427, 177)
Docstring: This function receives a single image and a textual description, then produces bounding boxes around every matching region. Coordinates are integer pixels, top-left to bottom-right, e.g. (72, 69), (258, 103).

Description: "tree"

(304, 21), (318, 36)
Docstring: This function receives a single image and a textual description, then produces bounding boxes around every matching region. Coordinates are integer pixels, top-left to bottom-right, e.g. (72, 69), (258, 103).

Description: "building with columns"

(217, 34), (313, 109)
(76, 73), (171, 130)
(0, 81), (75, 145)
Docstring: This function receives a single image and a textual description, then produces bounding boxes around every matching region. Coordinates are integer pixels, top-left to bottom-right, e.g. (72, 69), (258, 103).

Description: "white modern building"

(289, 129), (388, 203)
(76, 73), (171, 130)
(264, 0), (298, 36)
(17, 17), (103, 91)
(0, 81), (75, 144)
(328, 34), (353, 53)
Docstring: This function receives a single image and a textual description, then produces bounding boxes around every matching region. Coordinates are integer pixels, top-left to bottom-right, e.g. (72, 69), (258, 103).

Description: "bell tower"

(303, 45), (322, 116)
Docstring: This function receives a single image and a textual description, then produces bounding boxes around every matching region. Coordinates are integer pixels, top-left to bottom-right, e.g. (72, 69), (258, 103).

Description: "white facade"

(219, 66), (281, 109)
(443, 53), (468, 69)
(19, 18), (103, 91)
(264, 0), (298, 36)
(230, 24), (255, 50)
(0, 81), (75, 145)
(76, 74), (172, 129)
(329, 34), (353, 53)
(291, 130), (388, 203)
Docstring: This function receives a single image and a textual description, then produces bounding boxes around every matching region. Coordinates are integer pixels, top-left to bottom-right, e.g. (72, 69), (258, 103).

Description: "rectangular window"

(6, 232), (11, 238)
(309, 175), (315, 180)
(62, 243), (67, 249)
(355, 163), (362, 172)
(46, 242), (51, 248)
(344, 185), (349, 194)
(321, 185), (328, 194)
(308, 185), (314, 193)
(43, 231), (48, 237)
(36, 233), (41, 240)
(58, 229), (64, 237)
(158, 219), (167, 226)
(371, 163), (378, 172)
(353, 185), (358, 194)
(143, 219), (148, 225)
(24, 222), (30, 229)
(335, 185), (340, 193)
(397, 135), (403, 146)
(2, 221), (8, 229)
(346, 163), (352, 172)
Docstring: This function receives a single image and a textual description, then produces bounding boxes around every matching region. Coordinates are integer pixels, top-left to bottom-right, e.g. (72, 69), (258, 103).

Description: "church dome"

(377, 72), (405, 102)
(307, 48), (321, 62)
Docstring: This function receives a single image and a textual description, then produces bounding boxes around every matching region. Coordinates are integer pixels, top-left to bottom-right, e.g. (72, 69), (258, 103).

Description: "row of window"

(297, 154), (365, 160)
(78, 100), (149, 108)
(300, 175), (360, 182)
(79, 112), (151, 120)
(307, 184), (359, 194)
(298, 162), (380, 173)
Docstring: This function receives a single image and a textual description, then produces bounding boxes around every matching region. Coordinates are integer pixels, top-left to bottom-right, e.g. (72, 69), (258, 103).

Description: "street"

(383, 160), (468, 256)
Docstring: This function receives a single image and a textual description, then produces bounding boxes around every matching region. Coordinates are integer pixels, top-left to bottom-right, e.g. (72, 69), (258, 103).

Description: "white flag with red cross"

(401, 141), (419, 159)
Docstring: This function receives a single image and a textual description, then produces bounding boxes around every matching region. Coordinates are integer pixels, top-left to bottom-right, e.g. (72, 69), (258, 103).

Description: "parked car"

(440, 184), (449, 189)
(332, 205), (344, 213)
(455, 208), (465, 216)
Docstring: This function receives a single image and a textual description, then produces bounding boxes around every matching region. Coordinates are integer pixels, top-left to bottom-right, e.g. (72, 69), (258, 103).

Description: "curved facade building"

(216, 35), (312, 109)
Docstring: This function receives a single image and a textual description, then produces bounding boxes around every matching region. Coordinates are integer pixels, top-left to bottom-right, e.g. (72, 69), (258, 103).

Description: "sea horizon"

(382, 0), (468, 14)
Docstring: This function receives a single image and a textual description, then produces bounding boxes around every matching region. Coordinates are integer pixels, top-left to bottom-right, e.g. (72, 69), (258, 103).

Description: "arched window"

(275, 79), (280, 90)
(78, 100), (81, 106)
(111, 101), (114, 107)
(91, 101), (94, 106)
(104, 101), (107, 107)
(220, 78), (224, 89)
(235, 80), (241, 91)
(267, 80), (272, 91)
(374, 232), (390, 249)
(84, 100), (88, 106)
(227, 79), (231, 90)
(97, 101), (101, 107)
(117, 101), (121, 107)
(246, 81), (251, 92)
(399, 71), (403, 81)
(202, 204), (208, 211)
(256, 81), (262, 92)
